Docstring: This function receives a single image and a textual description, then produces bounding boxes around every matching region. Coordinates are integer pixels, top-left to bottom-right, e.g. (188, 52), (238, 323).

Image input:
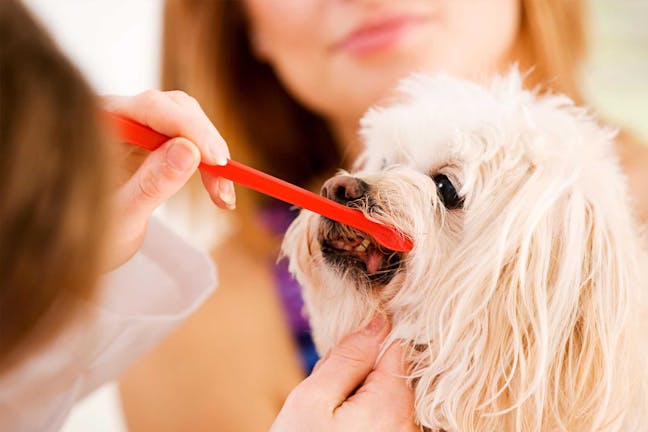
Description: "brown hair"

(0, 0), (110, 371)
(161, 0), (587, 247)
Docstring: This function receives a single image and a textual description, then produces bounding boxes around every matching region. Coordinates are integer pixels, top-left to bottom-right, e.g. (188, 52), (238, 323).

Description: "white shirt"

(0, 218), (216, 432)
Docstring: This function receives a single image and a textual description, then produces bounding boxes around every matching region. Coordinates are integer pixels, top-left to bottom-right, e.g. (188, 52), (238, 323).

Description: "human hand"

(271, 315), (420, 432)
(102, 90), (235, 269)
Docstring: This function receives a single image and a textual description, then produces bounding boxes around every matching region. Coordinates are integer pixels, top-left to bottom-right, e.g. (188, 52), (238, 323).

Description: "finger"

(302, 314), (390, 409)
(103, 91), (229, 166)
(355, 342), (414, 408)
(365, 342), (411, 395)
(165, 89), (203, 109)
(115, 137), (200, 223)
(311, 350), (330, 373)
(200, 171), (236, 210)
(374, 340), (409, 377)
(346, 343), (417, 427)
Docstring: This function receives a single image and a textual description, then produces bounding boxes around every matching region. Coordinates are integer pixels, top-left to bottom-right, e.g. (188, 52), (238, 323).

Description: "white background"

(24, 0), (163, 94)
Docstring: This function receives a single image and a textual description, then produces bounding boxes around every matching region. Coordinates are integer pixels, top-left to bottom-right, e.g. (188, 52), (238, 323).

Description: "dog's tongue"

(365, 250), (384, 274)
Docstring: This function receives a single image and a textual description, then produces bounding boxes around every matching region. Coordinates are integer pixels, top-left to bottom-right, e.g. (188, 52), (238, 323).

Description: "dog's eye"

(433, 174), (463, 209)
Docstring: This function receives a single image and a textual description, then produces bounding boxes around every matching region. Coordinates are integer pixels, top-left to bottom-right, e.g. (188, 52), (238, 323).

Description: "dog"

(281, 71), (648, 431)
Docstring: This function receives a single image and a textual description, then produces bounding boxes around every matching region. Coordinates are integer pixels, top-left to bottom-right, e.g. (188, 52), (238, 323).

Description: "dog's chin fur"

(281, 70), (648, 431)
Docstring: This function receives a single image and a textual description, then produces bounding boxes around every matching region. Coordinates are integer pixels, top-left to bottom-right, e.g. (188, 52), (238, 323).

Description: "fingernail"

(214, 151), (228, 166)
(167, 140), (196, 172)
(363, 314), (387, 335)
(219, 179), (236, 209)
(211, 134), (229, 166)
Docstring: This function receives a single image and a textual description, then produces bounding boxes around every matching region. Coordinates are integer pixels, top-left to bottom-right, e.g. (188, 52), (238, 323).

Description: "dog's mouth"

(319, 218), (403, 286)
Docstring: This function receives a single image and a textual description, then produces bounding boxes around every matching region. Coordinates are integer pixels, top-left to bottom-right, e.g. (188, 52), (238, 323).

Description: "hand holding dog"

(271, 315), (420, 432)
(102, 90), (235, 269)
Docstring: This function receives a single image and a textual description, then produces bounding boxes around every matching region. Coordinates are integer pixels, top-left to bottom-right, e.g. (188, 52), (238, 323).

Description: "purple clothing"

(259, 202), (318, 371)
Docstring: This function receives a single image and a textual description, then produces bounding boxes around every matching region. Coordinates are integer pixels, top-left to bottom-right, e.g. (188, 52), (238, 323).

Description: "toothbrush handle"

(105, 112), (413, 252)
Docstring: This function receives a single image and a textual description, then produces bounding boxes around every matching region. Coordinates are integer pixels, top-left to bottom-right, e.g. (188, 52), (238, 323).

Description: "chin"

(282, 70), (648, 431)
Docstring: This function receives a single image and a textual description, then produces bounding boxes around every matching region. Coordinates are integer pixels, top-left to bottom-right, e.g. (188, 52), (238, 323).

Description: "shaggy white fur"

(282, 71), (648, 431)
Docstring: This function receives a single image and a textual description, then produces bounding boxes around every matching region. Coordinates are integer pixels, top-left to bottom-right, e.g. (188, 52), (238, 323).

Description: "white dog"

(282, 71), (648, 431)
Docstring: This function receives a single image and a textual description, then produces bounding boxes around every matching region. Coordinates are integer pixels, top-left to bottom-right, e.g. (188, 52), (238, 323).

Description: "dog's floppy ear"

(411, 161), (646, 431)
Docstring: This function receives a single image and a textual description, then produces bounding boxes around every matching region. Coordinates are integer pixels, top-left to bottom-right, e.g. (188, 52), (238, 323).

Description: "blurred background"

(20, 0), (648, 431)
(583, 0), (648, 140)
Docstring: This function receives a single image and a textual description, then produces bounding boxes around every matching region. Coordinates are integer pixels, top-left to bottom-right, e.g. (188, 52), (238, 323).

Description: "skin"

(103, 90), (236, 269)
(270, 315), (418, 432)
(120, 0), (648, 430)
(244, 0), (520, 157)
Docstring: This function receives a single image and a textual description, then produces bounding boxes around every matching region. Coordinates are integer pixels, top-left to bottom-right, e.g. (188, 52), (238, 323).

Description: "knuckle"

(166, 89), (187, 98)
(139, 89), (162, 106)
(138, 91), (168, 124)
(168, 90), (200, 108)
(185, 94), (201, 108)
(331, 344), (368, 367)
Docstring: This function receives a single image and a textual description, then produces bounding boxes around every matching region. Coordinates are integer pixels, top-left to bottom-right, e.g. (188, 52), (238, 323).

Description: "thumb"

(362, 341), (411, 394)
(116, 137), (200, 222)
(303, 314), (390, 410)
(350, 341), (415, 417)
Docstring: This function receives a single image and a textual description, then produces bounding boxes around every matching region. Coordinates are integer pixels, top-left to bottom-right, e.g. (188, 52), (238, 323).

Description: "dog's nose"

(320, 175), (369, 204)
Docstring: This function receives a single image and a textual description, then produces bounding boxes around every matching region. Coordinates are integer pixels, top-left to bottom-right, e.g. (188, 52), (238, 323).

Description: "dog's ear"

(410, 162), (646, 431)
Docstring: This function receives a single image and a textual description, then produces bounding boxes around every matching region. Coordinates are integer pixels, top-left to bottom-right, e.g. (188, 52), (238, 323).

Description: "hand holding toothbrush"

(102, 90), (235, 269)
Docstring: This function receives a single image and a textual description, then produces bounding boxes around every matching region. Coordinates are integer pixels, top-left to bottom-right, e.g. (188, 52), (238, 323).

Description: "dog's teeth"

(355, 244), (367, 252)
(361, 238), (371, 248)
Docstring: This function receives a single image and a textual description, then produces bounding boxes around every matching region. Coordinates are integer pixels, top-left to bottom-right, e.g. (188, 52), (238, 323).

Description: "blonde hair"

(161, 0), (588, 248)
(0, 0), (110, 371)
(516, 0), (586, 102)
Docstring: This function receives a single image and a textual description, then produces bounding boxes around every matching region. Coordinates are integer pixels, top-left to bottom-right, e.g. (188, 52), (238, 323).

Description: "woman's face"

(243, 0), (520, 126)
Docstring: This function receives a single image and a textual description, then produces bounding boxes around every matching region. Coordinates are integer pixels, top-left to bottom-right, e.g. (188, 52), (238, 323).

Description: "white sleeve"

(0, 217), (216, 432)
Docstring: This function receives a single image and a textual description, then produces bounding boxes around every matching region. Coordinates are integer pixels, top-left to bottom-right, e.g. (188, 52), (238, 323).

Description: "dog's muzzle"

(318, 175), (404, 286)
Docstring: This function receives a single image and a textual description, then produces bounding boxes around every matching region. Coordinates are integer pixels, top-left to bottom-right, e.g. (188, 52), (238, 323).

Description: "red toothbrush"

(106, 113), (413, 252)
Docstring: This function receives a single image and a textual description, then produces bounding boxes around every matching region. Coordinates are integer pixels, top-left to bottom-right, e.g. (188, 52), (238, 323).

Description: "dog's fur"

(282, 71), (648, 431)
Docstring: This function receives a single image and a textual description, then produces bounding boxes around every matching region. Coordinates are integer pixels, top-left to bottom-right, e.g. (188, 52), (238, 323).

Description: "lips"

(333, 14), (429, 56)
(319, 218), (403, 286)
